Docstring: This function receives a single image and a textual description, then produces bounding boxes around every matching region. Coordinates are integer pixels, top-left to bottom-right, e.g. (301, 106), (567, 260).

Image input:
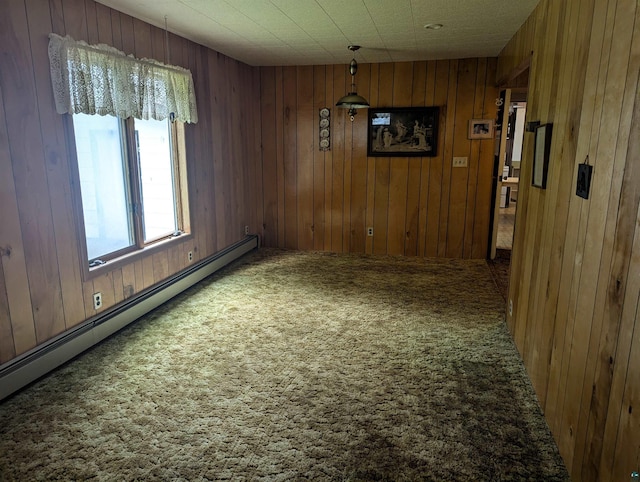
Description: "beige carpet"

(0, 248), (568, 481)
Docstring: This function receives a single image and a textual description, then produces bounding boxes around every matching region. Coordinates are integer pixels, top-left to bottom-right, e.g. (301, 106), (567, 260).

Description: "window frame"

(65, 114), (192, 281)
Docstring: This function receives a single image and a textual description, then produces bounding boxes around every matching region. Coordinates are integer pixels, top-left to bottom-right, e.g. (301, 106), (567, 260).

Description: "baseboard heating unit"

(0, 236), (259, 402)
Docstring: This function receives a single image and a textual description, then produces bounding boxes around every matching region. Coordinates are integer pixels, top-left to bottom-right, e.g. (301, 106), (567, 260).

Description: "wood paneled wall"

(259, 60), (498, 258)
(0, 0), (262, 365)
(10, 1), (640, 478)
(498, 0), (640, 479)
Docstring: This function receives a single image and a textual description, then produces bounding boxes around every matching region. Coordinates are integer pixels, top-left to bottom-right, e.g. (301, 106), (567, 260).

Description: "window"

(71, 113), (189, 268)
(48, 33), (196, 274)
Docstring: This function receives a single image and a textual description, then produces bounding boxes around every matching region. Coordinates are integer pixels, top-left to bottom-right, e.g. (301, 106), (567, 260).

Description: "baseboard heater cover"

(0, 236), (258, 402)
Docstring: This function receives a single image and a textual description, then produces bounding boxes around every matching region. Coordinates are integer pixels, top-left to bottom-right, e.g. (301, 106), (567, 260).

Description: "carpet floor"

(0, 248), (568, 481)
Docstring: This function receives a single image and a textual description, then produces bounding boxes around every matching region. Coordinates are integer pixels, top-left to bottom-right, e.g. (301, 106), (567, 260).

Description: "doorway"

(498, 94), (527, 249)
(489, 87), (528, 258)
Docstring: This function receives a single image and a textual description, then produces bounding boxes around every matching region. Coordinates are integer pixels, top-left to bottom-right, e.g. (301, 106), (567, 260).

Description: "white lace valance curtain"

(48, 33), (198, 123)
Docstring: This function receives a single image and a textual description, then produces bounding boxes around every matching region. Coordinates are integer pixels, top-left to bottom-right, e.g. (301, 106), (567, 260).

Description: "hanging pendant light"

(336, 45), (369, 121)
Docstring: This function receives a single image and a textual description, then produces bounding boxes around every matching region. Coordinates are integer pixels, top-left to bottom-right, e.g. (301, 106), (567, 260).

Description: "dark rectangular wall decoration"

(367, 106), (439, 157)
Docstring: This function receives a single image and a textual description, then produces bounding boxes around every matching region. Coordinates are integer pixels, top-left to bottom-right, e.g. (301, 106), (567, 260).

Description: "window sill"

(83, 232), (193, 281)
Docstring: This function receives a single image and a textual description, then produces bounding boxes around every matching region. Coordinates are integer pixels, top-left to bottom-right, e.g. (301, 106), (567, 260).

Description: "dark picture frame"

(576, 162), (593, 199)
(532, 123), (553, 188)
(367, 107), (439, 157)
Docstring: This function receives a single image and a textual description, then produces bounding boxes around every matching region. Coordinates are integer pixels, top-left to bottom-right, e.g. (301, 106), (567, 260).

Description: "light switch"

(453, 157), (468, 167)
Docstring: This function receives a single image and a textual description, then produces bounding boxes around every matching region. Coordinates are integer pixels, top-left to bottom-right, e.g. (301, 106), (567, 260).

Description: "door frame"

(489, 88), (512, 259)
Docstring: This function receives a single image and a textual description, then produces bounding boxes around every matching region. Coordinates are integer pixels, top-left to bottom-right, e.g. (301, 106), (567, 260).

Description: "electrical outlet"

(367, 227), (374, 236)
(453, 156), (468, 168)
(188, 251), (193, 262)
(244, 225), (249, 235)
(93, 292), (102, 310)
(509, 299), (513, 316)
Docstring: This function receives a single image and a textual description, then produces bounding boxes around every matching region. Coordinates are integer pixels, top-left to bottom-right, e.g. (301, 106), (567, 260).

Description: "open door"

(489, 89), (512, 259)
(489, 89), (528, 259)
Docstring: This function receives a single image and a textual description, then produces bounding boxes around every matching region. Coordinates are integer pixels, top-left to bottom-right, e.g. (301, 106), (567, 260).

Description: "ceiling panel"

(95, 0), (540, 66)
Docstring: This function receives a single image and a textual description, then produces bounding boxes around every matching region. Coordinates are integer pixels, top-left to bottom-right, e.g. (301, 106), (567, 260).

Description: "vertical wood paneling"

(61, 0), (87, 38)
(112, 269), (124, 304)
(1, 0), (262, 365)
(119, 10), (134, 55)
(404, 156), (421, 257)
(227, 56), (243, 246)
(259, 58), (498, 260)
(585, 19), (640, 482)
(166, 241), (182, 276)
(121, 263), (135, 299)
(600, 68), (640, 481)
(249, 67), (264, 235)
(438, 60), (458, 257)
(132, 18), (152, 59)
(330, 64), (346, 252)
(349, 63), (370, 254)
(471, 58), (498, 259)
(572, 0), (624, 478)
(556, 0), (621, 468)
(296, 65), (314, 251)
(0, 258), (16, 363)
(261, 67), (278, 247)
(312, 65), (326, 251)
(0, 85), (32, 359)
(522, 0), (564, 405)
(464, 58), (486, 259)
(283, 66), (298, 249)
(190, 47), (208, 260)
(3, 1), (66, 344)
(109, 8), (121, 50)
(95, 2), (112, 44)
(413, 61), (429, 258)
(82, 280), (96, 318)
(50, 0), (64, 34)
(26, 0), (86, 329)
(341, 85), (353, 253)
(446, 58), (476, 258)
(152, 252), (170, 283)
(133, 260), (144, 294)
(84, 0), (98, 44)
(0, 39), (32, 358)
(425, 62), (450, 257)
(387, 62), (412, 256)
(275, 67), (286, 248)
(372, 62), (394, 256)
(543, 0), (601, 435)
(365, 64), (379, 255)
(150, 23), (165, 63)
(498, 0), (640, 479)
(420, 61), (437, 257)
(93, 273), (115, 310)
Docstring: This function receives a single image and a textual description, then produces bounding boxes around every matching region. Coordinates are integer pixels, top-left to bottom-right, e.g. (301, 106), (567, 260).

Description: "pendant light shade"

(336, 46), (369, 121)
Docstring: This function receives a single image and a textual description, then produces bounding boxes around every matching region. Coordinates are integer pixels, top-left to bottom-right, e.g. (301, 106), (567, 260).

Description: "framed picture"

(532, 123), (553, 188)
(367, 107), (439, 157)
(468, 119), (494, 139)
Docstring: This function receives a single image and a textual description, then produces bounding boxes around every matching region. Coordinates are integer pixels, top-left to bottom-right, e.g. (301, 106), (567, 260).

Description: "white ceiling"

(96, 0), (540, 67)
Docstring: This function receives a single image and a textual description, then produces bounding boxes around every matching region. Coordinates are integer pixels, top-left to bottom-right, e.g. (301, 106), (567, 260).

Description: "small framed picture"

(468, 119), (494, 139)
